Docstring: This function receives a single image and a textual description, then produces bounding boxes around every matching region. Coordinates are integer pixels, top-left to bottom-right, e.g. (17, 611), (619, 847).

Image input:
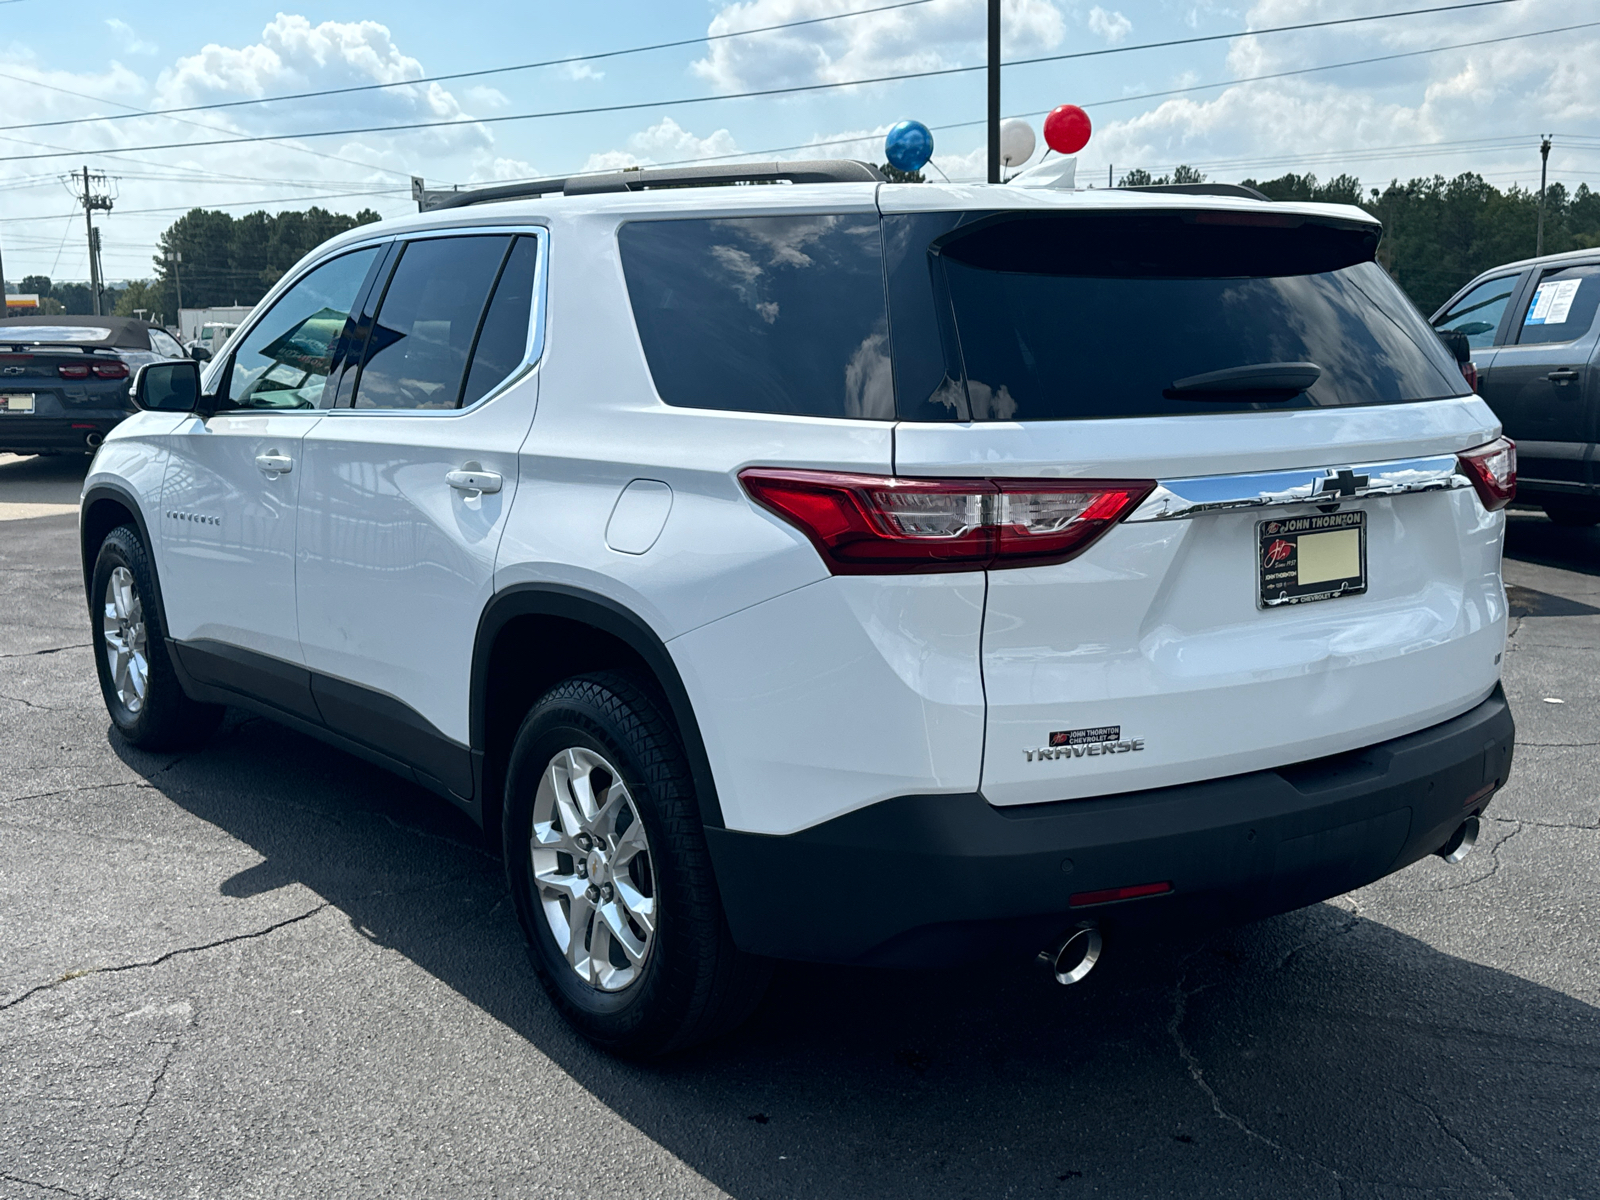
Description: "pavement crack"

(1516, 741), (1600, 749)
(0, 1172), (90, 1198)
(1397, 1089), (1519, 1199)
(101, 1039), (179, 1200)
(1486, 814), (1600, 832)
(0, 903), (331, 1014)
(0, 692), (74, 713)
(0, 643), (90, 660)
(1444, 820), (1522, 890)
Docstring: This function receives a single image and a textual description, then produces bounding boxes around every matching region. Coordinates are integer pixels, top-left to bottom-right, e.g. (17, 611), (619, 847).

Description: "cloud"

(559, 62), (605, 82)
(1086, 8), (1131, 45)
(105, 19), (159, 57)
(692, 0), (1066, 93)
(580, 118), (740, 173)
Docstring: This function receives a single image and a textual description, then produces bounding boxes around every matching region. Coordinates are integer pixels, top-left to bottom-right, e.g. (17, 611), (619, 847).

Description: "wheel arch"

(81, 484), (162, 616)
(471, 584), (724, 840)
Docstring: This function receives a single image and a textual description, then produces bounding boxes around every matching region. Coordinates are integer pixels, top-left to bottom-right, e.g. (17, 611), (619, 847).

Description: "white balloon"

(1000, 119), (1037, 168)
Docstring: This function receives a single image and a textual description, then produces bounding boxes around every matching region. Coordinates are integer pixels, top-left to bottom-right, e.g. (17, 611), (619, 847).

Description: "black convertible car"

(0, 316), (187, 455)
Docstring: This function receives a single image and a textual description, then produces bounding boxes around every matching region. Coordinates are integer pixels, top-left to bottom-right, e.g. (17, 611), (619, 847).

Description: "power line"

(0, 0), (942, 136)
(3, 10), (1582, 167)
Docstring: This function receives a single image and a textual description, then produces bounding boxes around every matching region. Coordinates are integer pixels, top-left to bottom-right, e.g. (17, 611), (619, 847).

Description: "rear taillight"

(738, 468), (1155, 574)
(1460, 359), (1479, 392)
(91, 360), (128, 380)
(58, 363), (90, 379)
(1458, 436), (1515, 511)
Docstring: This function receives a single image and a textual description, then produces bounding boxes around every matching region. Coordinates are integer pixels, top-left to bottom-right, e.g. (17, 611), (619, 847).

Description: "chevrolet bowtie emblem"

(1318, 468), (1369, 498)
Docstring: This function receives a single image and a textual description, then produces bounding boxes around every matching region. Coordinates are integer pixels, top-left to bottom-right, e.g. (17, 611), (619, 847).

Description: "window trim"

(204, 224), (549, 420)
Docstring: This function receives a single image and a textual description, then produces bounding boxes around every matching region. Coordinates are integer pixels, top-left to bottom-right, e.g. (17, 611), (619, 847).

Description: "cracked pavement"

(1, 465), (1597, 1197)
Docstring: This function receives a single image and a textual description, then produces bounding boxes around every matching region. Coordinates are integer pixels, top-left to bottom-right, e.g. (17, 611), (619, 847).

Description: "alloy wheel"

(531, 746), (657, 992)
(102, 566), (148, 715)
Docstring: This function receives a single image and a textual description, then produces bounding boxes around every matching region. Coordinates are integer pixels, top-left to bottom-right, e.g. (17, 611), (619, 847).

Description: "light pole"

(166, 249), (184, 314)
(987, 0), (1001, 184)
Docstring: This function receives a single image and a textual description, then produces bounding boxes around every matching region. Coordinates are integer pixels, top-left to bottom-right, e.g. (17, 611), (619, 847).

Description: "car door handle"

(1547, 369), (1581, 384)
(254, 452), (293, 474)
(446, 468), (502, 494)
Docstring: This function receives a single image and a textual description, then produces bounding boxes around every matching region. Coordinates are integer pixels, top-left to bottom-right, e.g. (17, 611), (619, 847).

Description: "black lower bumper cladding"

(707, 687), (1514, 967)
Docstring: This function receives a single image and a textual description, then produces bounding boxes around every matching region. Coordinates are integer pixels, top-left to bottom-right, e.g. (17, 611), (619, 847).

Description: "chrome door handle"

(446, 468), (502, 494)
(255, 452), (293, 474)
(1546, 369), (1581, 384)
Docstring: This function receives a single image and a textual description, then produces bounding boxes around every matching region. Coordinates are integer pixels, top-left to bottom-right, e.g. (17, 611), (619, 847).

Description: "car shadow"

(1505, 509), (1600, 578)
(112, 712), (1599, 1197)
(0, 451), (90, 506)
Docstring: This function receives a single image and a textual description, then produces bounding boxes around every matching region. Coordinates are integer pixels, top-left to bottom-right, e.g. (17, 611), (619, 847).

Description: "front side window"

(618, 214), (893, 419)
(228, 247), (379, 410)
(1433, 275), (1519, 348)
(1516, 264), (1600, 345)
(148, 328), (184, 358)
(353, 235), (517, 410)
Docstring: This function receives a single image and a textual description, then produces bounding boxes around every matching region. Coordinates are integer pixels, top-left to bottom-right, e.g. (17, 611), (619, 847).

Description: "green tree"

(879, 162), (926, 183)
(1117, 166), (1206, 186)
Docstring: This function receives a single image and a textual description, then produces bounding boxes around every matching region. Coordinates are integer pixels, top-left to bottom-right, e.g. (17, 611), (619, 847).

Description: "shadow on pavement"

(0, 451), (90, 507)
(115, 715), (1600, 1198)
(1505, 509), (1600, 579)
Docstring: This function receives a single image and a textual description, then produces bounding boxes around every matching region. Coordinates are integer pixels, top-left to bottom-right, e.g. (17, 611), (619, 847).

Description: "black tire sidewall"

(90, 527), (156, 740)
(503, 680), (700, 1047)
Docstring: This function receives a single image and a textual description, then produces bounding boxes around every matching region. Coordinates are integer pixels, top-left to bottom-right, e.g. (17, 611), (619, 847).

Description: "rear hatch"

(883, 195), (1508, 806)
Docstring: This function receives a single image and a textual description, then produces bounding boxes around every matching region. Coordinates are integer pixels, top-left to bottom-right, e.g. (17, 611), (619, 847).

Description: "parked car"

(1432, 248), (1600, 524)
(0, 315), (186, 455)
(81, 162), (1515, 1055)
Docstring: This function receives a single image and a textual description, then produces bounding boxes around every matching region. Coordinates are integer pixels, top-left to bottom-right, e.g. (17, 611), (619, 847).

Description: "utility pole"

(987, 0), (1000, 184)
(166, 250), (184, 313)
(75, 165), (114, 316)
(1536, 135), (1552, 258)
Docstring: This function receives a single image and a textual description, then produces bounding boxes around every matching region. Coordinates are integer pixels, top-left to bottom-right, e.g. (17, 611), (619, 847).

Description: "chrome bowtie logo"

(1, 366), (24, 376)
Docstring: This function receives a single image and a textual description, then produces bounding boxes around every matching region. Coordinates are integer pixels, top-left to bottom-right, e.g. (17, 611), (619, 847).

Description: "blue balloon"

(884, 120), (934, 173)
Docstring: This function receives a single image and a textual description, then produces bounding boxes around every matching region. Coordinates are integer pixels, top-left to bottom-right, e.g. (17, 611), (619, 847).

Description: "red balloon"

(1043, 105), (1091, 155)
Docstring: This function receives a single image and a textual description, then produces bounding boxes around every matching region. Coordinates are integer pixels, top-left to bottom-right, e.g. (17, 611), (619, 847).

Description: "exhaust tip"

(85, 431), (104, 449)
(1038, 923), (1102, 985)
(1436, 815), (1481, 864)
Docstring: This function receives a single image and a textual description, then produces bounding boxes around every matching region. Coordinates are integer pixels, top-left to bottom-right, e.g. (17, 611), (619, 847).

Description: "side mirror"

(132, 360), (204, 413)
(188, 345), (212, 363)
(1438, 330), (1472, 364)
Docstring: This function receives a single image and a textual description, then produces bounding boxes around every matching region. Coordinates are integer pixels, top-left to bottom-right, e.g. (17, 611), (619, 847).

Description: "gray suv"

(1433, 249), (1600, 524)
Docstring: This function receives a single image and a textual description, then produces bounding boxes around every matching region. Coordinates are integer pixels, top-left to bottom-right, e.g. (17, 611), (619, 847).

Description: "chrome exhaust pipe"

(1436, 815), (1480, 864)
(85, 431), (104, 449)
(1038, 923), (1102, 985)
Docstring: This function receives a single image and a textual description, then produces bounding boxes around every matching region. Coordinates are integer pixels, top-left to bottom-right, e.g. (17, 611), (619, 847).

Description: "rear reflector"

(1070, 881), (1173, 908)
(739, 469), (1154, 574)
(1458, 436), (1515, 511)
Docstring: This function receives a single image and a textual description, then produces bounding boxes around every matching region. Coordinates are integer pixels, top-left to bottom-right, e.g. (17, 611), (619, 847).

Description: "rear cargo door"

(885, 202), (1508, 806)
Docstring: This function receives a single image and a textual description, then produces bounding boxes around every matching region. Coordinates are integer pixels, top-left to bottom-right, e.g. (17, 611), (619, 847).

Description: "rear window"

(618, 215), (893, 419)
(887, 210), (1467, 422)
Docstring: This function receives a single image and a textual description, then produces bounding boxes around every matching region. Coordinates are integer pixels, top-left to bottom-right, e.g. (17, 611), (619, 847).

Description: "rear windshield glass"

(618, 214), (893, 419)
(891, 210), (1466, 421)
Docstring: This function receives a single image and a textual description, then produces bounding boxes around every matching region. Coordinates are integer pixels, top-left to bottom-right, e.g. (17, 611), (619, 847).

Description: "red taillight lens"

(58, 363), (90, 379)
(1458, 436), (1516, 511)
(1460, 359), (1479, 392)
(91, 360), (128, 380)
(1070, 881), (1173, 908)
(739, 468), (1154, 574)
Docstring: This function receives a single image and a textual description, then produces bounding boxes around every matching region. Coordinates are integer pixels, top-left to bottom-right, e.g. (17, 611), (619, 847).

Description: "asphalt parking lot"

(1, 451), (1597, 1200)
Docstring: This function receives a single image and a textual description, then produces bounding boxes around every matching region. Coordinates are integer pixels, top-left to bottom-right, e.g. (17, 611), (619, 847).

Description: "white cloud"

(105, 19), (158, 57)
(1086, 8), (1131, 45)
(559, 62), (605, 82)
(580, 118), (740, 173)
(692, 0), (1066, 93)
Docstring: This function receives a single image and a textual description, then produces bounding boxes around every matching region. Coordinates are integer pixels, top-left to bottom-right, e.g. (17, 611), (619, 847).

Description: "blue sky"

(2, 0), (1597, 286)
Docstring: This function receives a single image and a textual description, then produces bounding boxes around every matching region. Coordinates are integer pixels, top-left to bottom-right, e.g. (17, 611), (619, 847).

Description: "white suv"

(81, 161), (1517, 1055)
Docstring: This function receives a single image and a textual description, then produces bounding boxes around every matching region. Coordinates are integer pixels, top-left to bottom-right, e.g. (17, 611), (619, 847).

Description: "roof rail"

(418, 159), (886, 212)
(1117, 182), (1270, 201)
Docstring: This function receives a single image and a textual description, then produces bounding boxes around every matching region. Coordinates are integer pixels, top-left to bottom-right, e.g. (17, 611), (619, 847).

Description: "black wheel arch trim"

(470, 583), (725, 830)
(80, 481), (163, 618)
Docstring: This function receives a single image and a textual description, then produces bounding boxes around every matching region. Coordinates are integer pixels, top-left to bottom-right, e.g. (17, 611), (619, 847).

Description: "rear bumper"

(0, 414), (130, 452)
(706, 686), (1514, 966)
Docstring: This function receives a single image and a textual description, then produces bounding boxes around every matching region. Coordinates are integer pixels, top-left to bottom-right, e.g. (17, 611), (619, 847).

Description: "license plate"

(1258, 511), (1366, 608)
(1, 393), (35, 413)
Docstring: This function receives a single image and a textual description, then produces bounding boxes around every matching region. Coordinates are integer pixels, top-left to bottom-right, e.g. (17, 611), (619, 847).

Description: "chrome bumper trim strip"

(1125, 455), (1468, 523)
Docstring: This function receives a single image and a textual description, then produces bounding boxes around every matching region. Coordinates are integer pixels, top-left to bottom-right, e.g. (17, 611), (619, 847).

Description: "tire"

(502, 670), (770, 1056)
(89, 525), (224, 751)
(1543, 503), (1600, 527)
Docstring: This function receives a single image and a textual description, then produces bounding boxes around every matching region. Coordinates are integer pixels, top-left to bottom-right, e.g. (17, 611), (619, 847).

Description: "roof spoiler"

(417, 159), (886, 212)
(1118, 182), (1271, 201)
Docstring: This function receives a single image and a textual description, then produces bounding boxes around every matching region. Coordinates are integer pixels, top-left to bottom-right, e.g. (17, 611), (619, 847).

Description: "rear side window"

(618, 214), (893, 419)
(460, 235), (538, 407)
(1433, 274), (1519, 348)
(355, 235), (511, 410)
(1516, 264), (1600, 345)
(888, 210), (1466, 422)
